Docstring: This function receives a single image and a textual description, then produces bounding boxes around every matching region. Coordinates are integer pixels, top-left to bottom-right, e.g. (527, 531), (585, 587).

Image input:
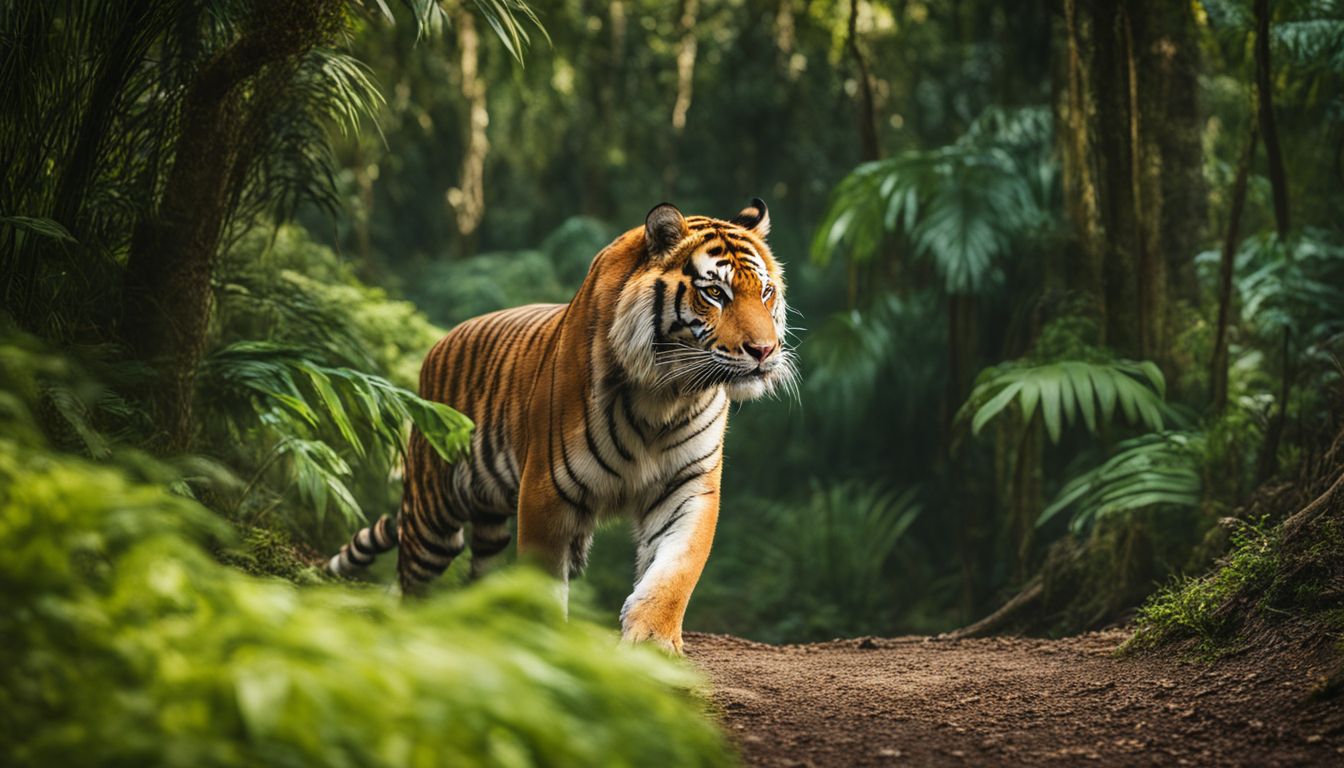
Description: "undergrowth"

(0, 441), (732, 767)
(1125, 517), (1279, 658)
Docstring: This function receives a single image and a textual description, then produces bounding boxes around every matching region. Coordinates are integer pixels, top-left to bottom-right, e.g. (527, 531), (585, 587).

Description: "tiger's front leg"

(622, 462), (722, 654)
(516, 460), (584, 617)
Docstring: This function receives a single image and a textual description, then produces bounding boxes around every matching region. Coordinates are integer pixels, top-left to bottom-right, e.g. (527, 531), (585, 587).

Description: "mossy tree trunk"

(122, 0), (342, 451)
(1056, 0), (1205, 363)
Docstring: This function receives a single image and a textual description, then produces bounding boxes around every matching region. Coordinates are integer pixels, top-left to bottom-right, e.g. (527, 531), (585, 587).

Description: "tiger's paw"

(620, 595), (684, 655)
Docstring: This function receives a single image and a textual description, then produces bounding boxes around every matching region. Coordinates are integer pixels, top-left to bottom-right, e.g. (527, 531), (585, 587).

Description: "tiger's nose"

(743, 341), (775, 361)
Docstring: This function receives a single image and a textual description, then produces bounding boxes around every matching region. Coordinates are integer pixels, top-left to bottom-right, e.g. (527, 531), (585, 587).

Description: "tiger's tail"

(326, 514), (399, 576)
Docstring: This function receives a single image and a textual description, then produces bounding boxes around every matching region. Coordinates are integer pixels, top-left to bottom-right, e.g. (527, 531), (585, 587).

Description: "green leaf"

(1038, 372), (1062, 444)
(1066, 363), (1097, 433)
(972, 381), (1023, 436)
(1089, 366), (1118, 423)
(0, 215), (77, 244)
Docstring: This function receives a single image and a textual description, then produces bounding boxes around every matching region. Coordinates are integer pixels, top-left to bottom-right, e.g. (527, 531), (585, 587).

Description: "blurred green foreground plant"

(0, 337), (731, 768)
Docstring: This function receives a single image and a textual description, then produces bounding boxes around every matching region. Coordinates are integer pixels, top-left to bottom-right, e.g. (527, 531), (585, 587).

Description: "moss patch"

(1125, 517), (1279, 658)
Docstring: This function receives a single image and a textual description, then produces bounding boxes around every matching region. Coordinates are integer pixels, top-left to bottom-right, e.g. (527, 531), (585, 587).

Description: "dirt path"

(687, 630), (1344, 766)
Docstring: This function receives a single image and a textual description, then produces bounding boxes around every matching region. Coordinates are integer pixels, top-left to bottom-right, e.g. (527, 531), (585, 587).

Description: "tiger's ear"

(729, 197), (770, 237)
(645, 203), (688, 259)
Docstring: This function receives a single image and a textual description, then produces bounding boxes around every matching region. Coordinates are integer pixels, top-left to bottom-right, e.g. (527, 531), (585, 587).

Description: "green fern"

(201, 341), (472, 526)
(1235, 229), (1344, 344)
(1038, 432), (1203, 534)
(963, 359), (1168, 444)
(811, 106), (1055, 294)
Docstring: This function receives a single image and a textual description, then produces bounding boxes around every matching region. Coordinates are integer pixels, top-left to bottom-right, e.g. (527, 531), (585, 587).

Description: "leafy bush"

(0, 440), (731, 767)
(540, 216), (615, 287)
(218, 224), (444, 389)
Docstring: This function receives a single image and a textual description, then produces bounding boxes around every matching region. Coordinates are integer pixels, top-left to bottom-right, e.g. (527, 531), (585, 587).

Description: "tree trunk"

(1254, 0), (1290, 238)
(844, 0), (880, 308)
(846, 0), (881, 162)
(122, 1), (339, 451)
(1056, 0), (1203, 362)
(1059, 0), (1106, 332)
(1210, 123), (1258, 414)
(448, 9), (489, 247)
(1258, 327), (1293, 482)
(671, 0), (700, 134)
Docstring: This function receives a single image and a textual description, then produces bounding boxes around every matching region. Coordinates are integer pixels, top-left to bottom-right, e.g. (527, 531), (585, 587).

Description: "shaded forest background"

(2, 1), (1344, 760)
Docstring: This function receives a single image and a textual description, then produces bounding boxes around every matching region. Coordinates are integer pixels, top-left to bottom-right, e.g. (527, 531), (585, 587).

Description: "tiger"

(326, 199), (794, 653)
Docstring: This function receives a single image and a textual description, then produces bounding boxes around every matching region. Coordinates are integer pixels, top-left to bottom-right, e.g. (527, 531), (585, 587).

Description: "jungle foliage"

(2, 0), (1343, 759)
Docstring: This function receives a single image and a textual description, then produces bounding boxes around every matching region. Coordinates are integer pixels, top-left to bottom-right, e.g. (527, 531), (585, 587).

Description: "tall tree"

(123, 0), (346, 450)
(1210, 122), (1258, 414)
(1056, 0), (1205, 363)
(1254, 0), (1290, 238)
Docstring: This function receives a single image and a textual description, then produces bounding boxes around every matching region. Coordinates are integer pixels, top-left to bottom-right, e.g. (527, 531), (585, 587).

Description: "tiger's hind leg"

(397, 431), (467, 597)
(467, 510), (515, 580)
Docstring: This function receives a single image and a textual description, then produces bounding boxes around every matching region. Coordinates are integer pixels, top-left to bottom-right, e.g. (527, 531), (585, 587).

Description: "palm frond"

(811, 106), (1055, 294)
(961, 359), (1168, 444)
(0, 216), (78, 244)
(389, 0), (547, 58)
(1038, 432), (1203, 534)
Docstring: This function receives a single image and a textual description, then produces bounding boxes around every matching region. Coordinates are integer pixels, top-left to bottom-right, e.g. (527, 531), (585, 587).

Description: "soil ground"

(687, 629), (1344, 767)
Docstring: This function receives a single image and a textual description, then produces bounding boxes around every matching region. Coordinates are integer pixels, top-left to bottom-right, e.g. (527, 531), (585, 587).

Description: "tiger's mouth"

(649, 341), (794, 397)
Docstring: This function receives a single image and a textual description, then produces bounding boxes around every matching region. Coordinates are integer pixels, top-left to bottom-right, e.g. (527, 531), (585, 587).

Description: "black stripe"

(493, 315), (555, 484)
(474, 318), (534, 497)
(404, 510), (463, 563)
(644, 447), (720, 519)
(471, 534), (512, 557)
(662, 391), (713, 435)
(474, 509), (514, 527)
(673, 281), (686, 325)
(621, 389), (648, 442)
(350, 531), (378, 557)
(643, 495), (697, 549)
(420, 498), (463, 541)
(374, 516), (398, 548)
(343, 544), (374, 566)
(604, 391), (633, 462)
(665, 398), (727, 451)
(444, 332), (471, 401)
(549, 456), (588, 514)
(404, 543), (449, 577)
(582, 403), (621, 478)
(651, 279), (667, 341)
(557, 415), (594, 500)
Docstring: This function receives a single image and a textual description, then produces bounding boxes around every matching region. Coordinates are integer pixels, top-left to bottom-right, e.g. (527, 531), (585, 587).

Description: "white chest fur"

(574, 386), (728, 520)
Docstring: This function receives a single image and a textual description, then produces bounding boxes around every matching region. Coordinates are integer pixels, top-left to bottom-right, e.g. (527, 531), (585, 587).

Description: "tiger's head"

(609, 199), (795, 401)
